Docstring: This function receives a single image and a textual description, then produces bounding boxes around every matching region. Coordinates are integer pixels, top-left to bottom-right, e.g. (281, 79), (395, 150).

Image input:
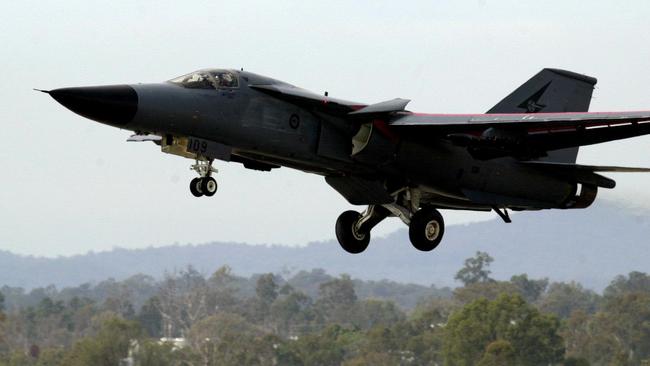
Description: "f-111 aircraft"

(42, 68), (650, 253)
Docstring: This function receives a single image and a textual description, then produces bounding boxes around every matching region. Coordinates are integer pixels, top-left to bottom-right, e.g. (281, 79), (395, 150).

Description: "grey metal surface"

(47, 67), (650, 222)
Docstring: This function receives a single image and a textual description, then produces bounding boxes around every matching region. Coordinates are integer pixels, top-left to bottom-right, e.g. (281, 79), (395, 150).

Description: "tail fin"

(488, 68), (597, 163)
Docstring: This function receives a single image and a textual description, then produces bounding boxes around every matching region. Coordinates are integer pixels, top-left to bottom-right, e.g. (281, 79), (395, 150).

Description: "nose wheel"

(189, 159), (218, 198)
(190, 177), (218, 197)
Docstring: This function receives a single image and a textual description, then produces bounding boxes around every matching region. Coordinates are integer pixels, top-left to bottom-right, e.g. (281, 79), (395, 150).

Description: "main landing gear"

(335, 206), (391, 254)
(408, 207), (445, 252)
(335, 196), (445, 254)
(189, 159), (218, 197)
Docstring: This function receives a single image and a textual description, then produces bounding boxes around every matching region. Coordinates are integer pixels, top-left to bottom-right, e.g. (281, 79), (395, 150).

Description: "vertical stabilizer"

(487, 68), (597, 163)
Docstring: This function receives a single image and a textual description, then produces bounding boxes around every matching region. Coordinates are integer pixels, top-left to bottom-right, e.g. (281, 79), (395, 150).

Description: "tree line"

(0, 252), (649, 365)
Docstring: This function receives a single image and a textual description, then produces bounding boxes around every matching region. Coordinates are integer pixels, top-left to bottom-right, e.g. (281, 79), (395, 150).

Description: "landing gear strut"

(189, 159), (218, 198)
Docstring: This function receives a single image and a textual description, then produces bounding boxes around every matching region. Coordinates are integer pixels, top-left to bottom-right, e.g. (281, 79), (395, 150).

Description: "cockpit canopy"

(168, 69), (239, 89)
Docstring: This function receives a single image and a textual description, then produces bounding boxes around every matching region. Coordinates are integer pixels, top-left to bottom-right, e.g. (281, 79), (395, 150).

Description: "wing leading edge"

(249, 84), (410, 118)
(249, 84), (364, 116)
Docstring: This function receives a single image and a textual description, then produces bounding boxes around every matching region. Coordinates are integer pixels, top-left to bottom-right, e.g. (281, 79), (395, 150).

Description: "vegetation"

(0, 252), (649, 365)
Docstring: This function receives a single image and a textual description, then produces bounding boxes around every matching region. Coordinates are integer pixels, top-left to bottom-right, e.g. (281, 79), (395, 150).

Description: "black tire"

(201, 177), (218, 197)
(335, 211), (370, 254)
(190, 178), (203, 197)
(408, 207), (445, 251)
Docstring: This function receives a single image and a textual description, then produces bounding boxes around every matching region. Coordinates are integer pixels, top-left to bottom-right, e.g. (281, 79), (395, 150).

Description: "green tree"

(562, 310), (626, 366)
(344, 326), (402, 365)
(287, 269), (334, 299)
(510, 274), (548, 303)
(365, 326), (397, 354)
(2, 350), (33, 366)
(477, 340), (516, 366)
(455, 252), (494, 286)
(102, 296), (135, 320)
(443, 294), (564, 366)
(602, 292), (650, 364)
(61, 314), (141, 366)
(563, 356), (591, 366)
(454, 281), (519, 305)
(34, 348), (65, 366)
(604, 271), (650, 298)
(157, 266), (213, 337)
(290, 325), (360, 366)
(36, 297), (64, 318)
(316, 275), (358, 324)
(256, 274), (279, 305)
(352, 299), (405, 330)
(538, 282), (600, 319)
(208, 265), (240, 313)
(270, 289), (314, 336)
(134, 339), (197, 366)
(343, 351), (400, 366)
(401, 300), (450, 365)
(0, 293), (5, 348)
(137, 297), (163, 337)
(188, 313), (276, 366)
(246, 274), (280, 327)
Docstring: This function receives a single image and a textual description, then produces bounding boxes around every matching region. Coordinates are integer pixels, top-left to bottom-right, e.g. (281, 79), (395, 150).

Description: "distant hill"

(1, 200), (648, 291)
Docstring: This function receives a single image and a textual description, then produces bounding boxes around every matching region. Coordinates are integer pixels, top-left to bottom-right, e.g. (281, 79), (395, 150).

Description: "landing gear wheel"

(190, 178), (204, 197)
(201, 177), (218, 197)
(409, 207), (445, 251)
(335, 211), (370, 254)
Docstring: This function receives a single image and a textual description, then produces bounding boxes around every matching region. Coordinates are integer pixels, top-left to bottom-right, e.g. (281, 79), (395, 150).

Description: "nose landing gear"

(189, 177), (217, 197)
(189, 159), (218, 198)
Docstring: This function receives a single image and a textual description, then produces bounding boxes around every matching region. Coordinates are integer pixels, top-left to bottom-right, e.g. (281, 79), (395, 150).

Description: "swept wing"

(390, 111), (650, 159)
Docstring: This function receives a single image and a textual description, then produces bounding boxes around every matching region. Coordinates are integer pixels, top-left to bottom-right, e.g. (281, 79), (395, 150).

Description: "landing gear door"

(185, 136), (232, 161)
(161, 135), (232, 162)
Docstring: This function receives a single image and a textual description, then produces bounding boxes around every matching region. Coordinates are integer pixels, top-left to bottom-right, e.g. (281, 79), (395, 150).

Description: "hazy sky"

(2, 1), (650, 256)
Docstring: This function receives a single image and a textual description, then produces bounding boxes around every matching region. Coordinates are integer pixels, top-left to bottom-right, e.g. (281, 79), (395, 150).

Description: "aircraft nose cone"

(49, 85), (138, 126)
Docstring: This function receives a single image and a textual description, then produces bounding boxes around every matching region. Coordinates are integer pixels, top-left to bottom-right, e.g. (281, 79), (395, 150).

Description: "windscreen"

(168, 69), (239, 89)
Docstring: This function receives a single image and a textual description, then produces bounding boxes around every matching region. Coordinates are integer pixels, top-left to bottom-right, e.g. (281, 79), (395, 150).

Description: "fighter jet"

(42, 68), (650, 253)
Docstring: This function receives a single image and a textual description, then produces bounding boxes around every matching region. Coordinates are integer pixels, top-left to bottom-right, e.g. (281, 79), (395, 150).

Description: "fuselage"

(49, 69), (584, 212)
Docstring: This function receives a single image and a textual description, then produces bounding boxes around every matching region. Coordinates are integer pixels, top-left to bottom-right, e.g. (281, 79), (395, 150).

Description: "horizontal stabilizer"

(521, 161), (650, 173)
(520, 161), (650, 189)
